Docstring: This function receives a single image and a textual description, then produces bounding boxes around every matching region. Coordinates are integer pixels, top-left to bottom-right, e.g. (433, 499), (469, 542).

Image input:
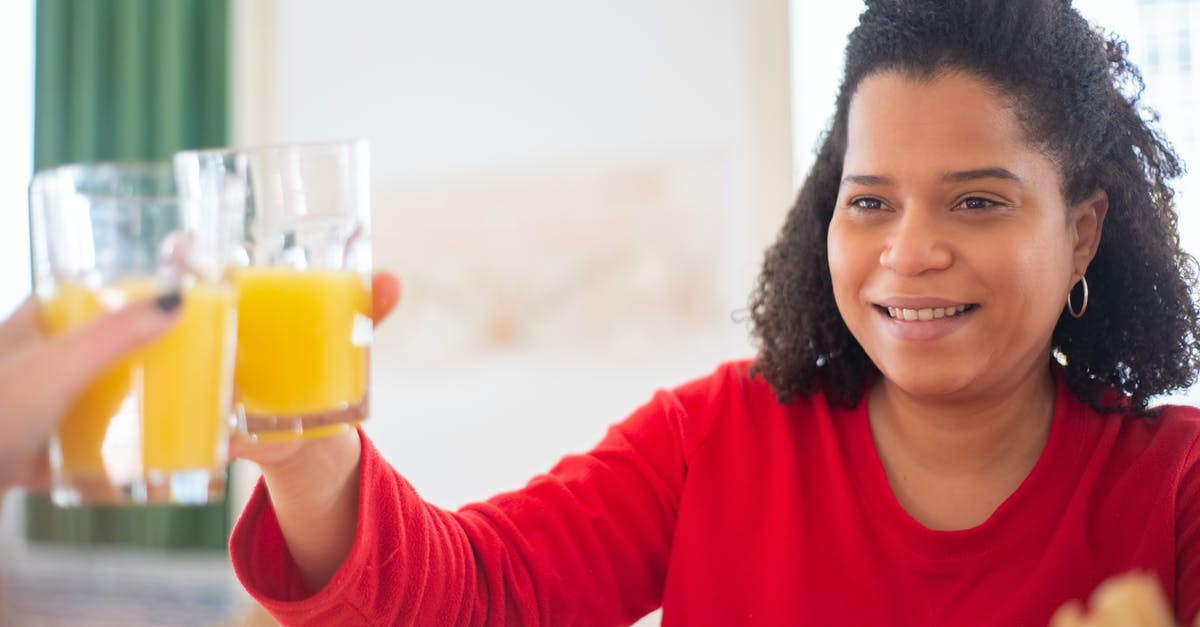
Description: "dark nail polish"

(155, 291), (183, 313)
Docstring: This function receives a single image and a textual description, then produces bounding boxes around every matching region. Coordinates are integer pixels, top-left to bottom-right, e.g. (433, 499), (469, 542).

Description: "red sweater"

(231, 361), (1200, 626)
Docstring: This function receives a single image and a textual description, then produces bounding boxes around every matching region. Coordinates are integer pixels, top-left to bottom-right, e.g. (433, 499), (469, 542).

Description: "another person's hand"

(1050, 572), (1186, 627)
(229, 271), (401, 469)
(0, 292), (182, 489)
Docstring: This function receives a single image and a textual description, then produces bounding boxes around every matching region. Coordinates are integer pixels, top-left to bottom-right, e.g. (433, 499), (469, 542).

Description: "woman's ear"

(1071, 188), (1109, 271)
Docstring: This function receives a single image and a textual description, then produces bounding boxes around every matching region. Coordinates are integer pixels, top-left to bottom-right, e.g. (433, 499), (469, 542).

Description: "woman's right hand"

(229, 271), (400, 469)
(228, 271), (400, 592)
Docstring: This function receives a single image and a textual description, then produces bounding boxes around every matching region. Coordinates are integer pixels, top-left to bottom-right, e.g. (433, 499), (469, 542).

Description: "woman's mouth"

(881, 304), (978, 321)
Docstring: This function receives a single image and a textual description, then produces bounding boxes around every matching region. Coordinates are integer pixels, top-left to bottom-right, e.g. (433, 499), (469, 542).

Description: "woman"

(231, 0), (1200, 624)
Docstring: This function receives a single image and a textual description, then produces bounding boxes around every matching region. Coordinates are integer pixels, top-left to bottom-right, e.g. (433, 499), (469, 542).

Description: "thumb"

(370, 271), (401, 327)
(31, 291), (184, 398)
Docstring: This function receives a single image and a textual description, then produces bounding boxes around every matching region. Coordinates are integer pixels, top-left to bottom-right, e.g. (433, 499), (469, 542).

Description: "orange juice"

(233, 268), (371, 417)
(41, 284), (133, 477)
(140, 283), (234, 472)
(42, 281), (234, 479)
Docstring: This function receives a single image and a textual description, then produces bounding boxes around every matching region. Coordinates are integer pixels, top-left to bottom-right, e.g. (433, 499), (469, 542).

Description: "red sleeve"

(1176, 424), (1200, 623)
(229, 370), (727, 626)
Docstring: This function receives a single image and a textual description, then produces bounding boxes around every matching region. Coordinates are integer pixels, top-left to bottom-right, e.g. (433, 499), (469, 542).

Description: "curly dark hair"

(749, 0), (1200, 413)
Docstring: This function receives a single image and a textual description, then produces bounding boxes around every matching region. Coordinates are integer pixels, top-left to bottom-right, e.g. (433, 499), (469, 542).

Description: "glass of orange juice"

(28, 162), (240, 507)
(175, 140), (372, 441)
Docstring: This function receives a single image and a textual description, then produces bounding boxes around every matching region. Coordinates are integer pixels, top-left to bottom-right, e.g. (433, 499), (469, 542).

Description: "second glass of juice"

(29, 162), (238, 506)
(175, 140), (372, 440)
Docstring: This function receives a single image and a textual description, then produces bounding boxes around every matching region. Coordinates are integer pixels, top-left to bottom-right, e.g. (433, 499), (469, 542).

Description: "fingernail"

(155, 290), (183, 313)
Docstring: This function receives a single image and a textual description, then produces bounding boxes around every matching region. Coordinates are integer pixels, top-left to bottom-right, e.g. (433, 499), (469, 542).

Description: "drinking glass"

(174, 140), (372, 441)
(29, 162), (238, 506)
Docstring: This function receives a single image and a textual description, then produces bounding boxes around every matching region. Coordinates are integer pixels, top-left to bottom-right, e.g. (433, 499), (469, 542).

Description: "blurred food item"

(1049, 572), (1178, 627)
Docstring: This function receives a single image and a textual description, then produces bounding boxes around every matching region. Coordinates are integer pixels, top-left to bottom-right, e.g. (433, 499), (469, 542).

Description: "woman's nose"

(878, 209), (953, 275)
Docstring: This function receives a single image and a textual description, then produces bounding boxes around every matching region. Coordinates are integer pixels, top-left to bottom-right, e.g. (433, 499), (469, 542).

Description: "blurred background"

(0, 0), (1195, 625)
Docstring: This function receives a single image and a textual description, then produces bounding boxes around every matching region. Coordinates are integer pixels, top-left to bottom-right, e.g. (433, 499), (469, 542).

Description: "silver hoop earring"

(1067, 275), (1089, 319)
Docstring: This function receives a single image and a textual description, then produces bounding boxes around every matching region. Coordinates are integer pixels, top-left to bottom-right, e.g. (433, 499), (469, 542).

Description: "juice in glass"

(43, 280), (235, 505)
(175, 139), (371, 440)
(234, 267), (371, 435)
(42, 283), (133, 481)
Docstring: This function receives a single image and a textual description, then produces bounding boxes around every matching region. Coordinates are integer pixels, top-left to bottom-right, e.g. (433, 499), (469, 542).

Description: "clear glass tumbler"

(29, 162), (238, 506)
(175, 140), (372, 441)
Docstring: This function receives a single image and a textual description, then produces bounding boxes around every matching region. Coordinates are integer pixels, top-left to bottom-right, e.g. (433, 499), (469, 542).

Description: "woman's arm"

(247, 430), (363, 592)
(230, 384), (703, 626)
(230, 272), (398, 592)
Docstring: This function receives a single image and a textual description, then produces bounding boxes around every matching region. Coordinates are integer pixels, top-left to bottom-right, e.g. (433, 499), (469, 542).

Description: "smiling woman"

(753, 2), (1198, 416)
(225, 1), (1200, 625)
(827, 70), (1109, 533)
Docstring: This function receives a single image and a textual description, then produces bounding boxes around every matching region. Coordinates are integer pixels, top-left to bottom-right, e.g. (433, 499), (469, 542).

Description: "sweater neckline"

(847, 365), (1085, 566)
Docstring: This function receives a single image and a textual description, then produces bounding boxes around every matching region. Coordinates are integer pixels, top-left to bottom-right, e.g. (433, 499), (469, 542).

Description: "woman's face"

(827, 70), (1106, 400)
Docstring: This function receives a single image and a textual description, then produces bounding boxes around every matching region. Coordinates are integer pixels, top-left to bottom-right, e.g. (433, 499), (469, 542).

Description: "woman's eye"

(959, 197), (997, 210)
(850, 197), (883, 210)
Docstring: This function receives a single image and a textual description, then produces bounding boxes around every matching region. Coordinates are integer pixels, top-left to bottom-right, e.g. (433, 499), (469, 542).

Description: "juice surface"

(234, 268), (371, 416)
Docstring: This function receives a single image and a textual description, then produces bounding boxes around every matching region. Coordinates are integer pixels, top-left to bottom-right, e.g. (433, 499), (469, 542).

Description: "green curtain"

(26, 0), (230, 551)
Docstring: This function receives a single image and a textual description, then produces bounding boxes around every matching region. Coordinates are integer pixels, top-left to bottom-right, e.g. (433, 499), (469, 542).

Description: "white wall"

(789, 1), (862, 184)
(232, 0), (793, 499)
(0, 0), (32, 318)
(240, 1), (739, 181)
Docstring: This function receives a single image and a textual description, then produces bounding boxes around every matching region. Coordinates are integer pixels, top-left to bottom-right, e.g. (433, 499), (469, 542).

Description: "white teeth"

(886, 305), (970, 320)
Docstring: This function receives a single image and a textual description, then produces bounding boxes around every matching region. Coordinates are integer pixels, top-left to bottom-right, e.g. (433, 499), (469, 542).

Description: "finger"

(371, 271), (401, 326)
(29, 291), (184, 399)
(0, 297), (43, 355)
